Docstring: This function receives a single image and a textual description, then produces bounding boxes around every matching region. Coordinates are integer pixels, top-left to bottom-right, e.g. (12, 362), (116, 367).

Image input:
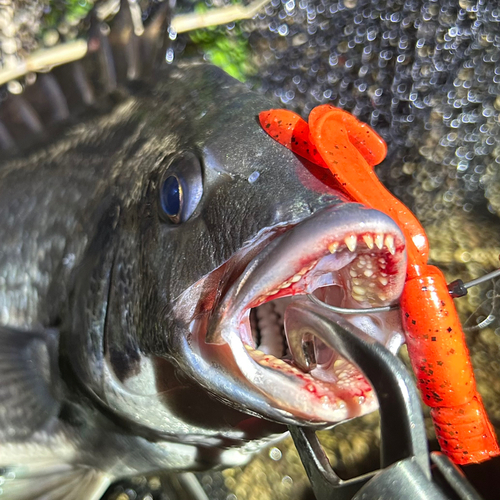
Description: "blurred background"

(2, 0), (500, 498)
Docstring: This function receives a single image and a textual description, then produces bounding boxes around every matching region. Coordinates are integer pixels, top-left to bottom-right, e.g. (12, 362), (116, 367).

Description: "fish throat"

(247, 232), (400, 387)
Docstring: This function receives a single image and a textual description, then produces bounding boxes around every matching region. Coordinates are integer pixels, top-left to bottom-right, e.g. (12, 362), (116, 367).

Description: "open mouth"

(186, 204), (407, 426)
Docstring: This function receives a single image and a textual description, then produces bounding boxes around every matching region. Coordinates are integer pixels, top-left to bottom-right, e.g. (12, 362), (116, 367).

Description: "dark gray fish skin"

(0, 62), (353, 498)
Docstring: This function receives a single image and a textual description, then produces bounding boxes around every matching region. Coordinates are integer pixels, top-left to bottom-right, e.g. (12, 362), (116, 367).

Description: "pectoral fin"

(0, 325), (61, 439)
(0, 325), (112, 499)
(0, 463), (111, 500)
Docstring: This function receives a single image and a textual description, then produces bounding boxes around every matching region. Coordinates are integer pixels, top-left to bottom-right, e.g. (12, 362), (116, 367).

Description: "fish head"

(73, 64), (407, 446)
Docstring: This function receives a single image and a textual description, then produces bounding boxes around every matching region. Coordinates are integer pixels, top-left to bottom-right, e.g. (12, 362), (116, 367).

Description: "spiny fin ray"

(0, 0), (173, 156)
(0, 325), (61, 440)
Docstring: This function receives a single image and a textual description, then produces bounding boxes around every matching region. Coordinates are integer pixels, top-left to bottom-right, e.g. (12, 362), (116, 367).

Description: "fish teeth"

(378, 276), (388, 286)
(384, 235), (395, 255)
(375, 233), (384, 249)
(352, 285), (366, 296)
(290, 274), (302, 283)
(328, 242), (339, 254)
(364, 269), (374, 277)
(363, 234), (374, 249)
(345, 235), (357, 252)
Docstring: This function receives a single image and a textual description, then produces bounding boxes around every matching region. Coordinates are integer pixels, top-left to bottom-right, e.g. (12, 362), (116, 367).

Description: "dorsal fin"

(0, 0), (172, 157)
(107, 0), (142, 82)
(141, 1), (173, 76)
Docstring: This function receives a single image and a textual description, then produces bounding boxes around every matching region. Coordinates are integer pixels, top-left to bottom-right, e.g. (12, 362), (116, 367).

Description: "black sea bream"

(0, 3), (408, 499)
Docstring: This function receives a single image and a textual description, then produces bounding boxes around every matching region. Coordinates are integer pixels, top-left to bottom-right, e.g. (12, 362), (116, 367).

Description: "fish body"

(0, 6), (410, 499)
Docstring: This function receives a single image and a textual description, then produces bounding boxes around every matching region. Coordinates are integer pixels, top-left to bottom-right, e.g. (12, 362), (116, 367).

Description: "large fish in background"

(0, 2), (410, 499)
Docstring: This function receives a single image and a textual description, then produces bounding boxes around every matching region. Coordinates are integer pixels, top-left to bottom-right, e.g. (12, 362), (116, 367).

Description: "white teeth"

(378, 276), (388, 286)
(306, 261), (317, 271)
(352, 278), (362, 285)
(349, 269), (358, 277)
(352, 285), (366, 296)
(345, 235), (357, 252)
(363, 269), (374, 277)
(375, 233), (384, 249)
(352, 294), (365, 302)
(363, 234), (374, 249)
(279, 281), (292, 289)
(290, 274), (302, 283)
(328, 242), (339, 254)
(268, 288), (280, 295)
(384, 235), (395, 255)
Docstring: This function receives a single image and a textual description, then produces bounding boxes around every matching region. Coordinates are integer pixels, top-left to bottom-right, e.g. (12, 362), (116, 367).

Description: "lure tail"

(259, 105), (500, 464)
(401, 266), (500, 464)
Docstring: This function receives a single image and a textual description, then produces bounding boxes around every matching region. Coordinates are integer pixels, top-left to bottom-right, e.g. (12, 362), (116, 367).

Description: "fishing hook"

(308, 265), (500, 315)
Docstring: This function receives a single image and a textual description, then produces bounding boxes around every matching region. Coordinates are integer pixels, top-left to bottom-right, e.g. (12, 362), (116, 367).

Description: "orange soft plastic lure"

(259, 105), (500, 465)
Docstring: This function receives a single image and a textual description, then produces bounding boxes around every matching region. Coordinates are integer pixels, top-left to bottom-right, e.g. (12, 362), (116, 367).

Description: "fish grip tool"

(286, 302), (483, 500)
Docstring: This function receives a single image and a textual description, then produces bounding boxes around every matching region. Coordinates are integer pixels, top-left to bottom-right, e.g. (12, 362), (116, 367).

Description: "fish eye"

(160, 175), (183, 223)
(159, 153), (203, 224)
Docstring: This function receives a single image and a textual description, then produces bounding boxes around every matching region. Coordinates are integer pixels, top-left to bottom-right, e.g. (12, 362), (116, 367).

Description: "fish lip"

(197, 203), (407, 425)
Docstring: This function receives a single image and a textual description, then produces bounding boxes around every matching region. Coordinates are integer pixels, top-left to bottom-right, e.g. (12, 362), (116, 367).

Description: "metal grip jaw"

(286, 303), (483, 500)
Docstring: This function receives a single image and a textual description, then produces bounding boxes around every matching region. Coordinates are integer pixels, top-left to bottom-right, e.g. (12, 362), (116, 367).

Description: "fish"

(0, 2), (410, 499)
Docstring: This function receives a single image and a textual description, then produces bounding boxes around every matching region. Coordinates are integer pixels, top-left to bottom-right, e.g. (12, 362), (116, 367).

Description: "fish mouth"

(186, 203), (407, 426)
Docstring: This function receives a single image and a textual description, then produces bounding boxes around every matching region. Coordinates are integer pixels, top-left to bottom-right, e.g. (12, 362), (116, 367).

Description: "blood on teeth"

(254, 231), (398, 327)
(384, 234), (395, 255)
(328, 242), (339, 254)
